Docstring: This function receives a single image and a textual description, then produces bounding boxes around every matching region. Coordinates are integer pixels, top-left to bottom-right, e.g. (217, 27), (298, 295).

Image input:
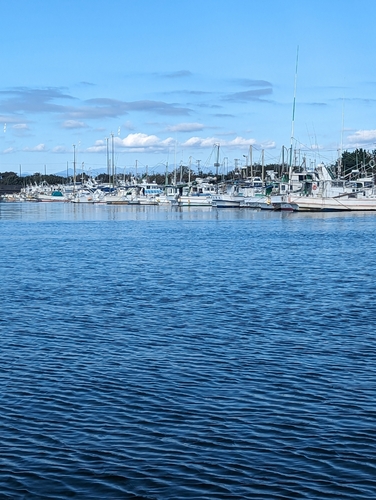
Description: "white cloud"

(115, 133), (175, 150)
(167, 122), (204, 133)
(347, 129), (376, 146)
(52, 146), (67, 153)
(62, 120), (87, 129)
(119, 133), (162, 147)
(181, 136), (275, 149)
(182, 136), (220, 148)
(86, 139), (106, 153)
(86, 133), (275, 155)
(23, 144), (46, 152)
(12, 123), (29, 130)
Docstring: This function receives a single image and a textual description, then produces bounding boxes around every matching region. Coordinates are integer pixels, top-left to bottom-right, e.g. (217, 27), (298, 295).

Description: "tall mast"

(214, 143), (220, 177)
(249, 145), (253, 178)
(165, 162), (168, 186)
(173, 139), (177, 186)
(289, 46), (299, 180)
(111, 133), (115, 188)
(106, 137), (110, 181)
(73, 144), (76, 193)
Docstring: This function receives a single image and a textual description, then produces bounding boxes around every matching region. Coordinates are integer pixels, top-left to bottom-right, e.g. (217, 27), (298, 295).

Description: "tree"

(340, 149), (374, 176)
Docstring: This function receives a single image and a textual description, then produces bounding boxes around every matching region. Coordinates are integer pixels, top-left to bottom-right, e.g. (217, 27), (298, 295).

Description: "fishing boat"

(211, 182), (243, 208)
(36, 190), (70, 202)
(240, 177), (278, 210)
(288, 164), (376, 211)
(171, 179), (216, 207)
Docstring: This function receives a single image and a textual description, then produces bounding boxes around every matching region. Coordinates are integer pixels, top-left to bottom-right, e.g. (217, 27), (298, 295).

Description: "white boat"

(288, 164), (376, 211)
(271, 194), (299, 211)
(71, 188), (96, 203)
(36, 190), (70, 202)
(240, 177), (275, 209)
(171, 179), (216, 207)
(211, 182), (243, 208)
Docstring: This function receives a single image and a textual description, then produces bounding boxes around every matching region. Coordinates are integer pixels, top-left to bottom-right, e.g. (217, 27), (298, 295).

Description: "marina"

(3, 155), (376, 212)
(2, 2), (376, 498)
(1, 202), (376, 499)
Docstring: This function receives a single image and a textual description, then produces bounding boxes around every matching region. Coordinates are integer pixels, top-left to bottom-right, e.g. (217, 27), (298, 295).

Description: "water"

(1, 203), (375, 499)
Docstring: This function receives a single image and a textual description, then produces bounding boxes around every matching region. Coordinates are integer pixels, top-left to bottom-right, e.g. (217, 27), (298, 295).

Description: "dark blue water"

(1, 203), (375, 499)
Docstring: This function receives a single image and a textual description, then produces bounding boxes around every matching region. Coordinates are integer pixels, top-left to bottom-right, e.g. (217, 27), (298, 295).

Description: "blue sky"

(1, 0), (376, 176)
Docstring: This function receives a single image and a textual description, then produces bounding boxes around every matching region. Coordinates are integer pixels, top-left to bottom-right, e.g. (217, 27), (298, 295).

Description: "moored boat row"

(3, 162), (376, 211)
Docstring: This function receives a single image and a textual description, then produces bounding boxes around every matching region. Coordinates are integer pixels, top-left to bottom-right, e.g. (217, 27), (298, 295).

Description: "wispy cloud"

(164, 89), (211, 96)
(166, 122), (204, 133)
(12, 123), (29, 130)
(0, 87), (192, 122)
(233, 79), (273, 88)
(347, 129), (376, 146)
(223, 88), (273, 102)
(182, 136), (275, 149)
(67, 98), (192, 120)
(162, 70), (192, 78)
(0, 87), (74, 114)
(23, 143), (46, 152)
(11, 122), (30, 137)
(306, 102), (327, 107)
(52, 146), (67, 153)
(62, 120), (87, 129)
(213, 113), (235, 118)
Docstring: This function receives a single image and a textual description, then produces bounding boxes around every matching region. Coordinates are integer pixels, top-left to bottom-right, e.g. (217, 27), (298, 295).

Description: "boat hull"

(172, 196), (212, 207)
(290, 195), (376, 211)
(212, 195), (241, 208)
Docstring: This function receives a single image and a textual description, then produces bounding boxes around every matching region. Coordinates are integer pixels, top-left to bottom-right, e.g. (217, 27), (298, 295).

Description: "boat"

(71, 188), (96, 203)
(287, 163), (376, 211)
(171, 179), (216, 207)
(211, 182), (244, 208)
(36, 190), (70, 202)
(240, 177), (277, 210)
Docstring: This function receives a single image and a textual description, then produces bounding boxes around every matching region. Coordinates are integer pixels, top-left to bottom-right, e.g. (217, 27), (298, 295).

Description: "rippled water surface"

(1, 203), (376, 499)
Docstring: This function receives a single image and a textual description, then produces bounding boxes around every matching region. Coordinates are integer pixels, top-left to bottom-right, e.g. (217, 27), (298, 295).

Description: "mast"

(214, 143), (220, 177)
(106, 137), (110, 181)
(111, 133), (115, 188)
(73, 144), (76, 193)
(165, 162), (168, 186)
(289, 46), (299, 185)
(173, 140), (177, 186)
(249, 145), (253, 178)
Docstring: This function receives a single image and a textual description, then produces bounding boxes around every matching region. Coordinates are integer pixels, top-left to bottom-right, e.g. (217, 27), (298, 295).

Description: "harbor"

(1, 202), (376, 499)
(2, 1), (376, 498)
(2, 147), (376, 212)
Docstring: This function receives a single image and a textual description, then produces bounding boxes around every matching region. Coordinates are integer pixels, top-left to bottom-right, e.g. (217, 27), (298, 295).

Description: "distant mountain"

(50, 168), (108, 178)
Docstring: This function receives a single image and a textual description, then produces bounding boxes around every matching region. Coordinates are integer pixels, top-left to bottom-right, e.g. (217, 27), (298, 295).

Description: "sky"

(1, 0), (376, 176)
